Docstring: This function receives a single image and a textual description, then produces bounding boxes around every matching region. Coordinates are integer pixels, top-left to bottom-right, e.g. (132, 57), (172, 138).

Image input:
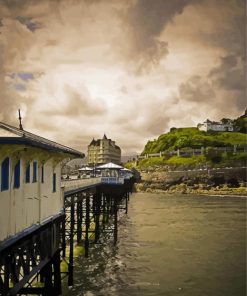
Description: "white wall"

(0, 149), (64, 242)
(198, 123), (234, 132)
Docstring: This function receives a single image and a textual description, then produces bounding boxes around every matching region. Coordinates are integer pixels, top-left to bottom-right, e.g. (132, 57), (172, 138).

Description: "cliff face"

(136, 167), (247, 195)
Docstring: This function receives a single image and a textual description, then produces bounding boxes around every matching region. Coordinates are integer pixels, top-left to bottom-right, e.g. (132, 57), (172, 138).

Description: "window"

(33, 161), (37, 183)
(25, 163), (30, 183)
(53, 173), (56, 192)
(41, 164), (44, 183)
(1, 157), (9, 191)
(14, 160), (20, 189)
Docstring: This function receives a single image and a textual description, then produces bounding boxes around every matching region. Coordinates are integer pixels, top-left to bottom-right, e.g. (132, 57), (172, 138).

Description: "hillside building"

(197, 119), (234, 132)
(88, 134), (121, 165)
(0, 122), (84, 242)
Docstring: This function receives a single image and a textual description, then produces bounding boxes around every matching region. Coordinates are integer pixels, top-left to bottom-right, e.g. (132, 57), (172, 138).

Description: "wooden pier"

(0, 122), (135, 295)
(0, 177), (134, 295)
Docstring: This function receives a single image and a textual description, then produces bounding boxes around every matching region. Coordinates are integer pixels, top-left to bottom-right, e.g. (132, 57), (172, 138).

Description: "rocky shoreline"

(135, 182), (247, 196)
(135, 167), (247, 196)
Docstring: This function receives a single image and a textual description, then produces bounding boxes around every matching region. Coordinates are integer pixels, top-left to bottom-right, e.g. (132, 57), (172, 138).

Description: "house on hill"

(197, 119), (234, 132)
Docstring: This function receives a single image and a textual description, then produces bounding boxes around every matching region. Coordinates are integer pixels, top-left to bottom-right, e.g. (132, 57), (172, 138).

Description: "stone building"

(88, 134), (121, 165)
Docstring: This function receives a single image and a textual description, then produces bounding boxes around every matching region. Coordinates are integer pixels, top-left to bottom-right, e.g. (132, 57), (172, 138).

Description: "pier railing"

(61, 176), (125, 192)
(61, 177), (102, 192)
(101, 177), (124, 184)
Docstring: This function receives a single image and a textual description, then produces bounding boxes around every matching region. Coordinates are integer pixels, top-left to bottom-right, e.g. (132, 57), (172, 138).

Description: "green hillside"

(143, 128), (247, 154)
(234, 111), (247, 133)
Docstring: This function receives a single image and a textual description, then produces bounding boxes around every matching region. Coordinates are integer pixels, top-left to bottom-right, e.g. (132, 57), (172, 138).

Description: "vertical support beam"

(113, 197), (118, 245)
(42, 262), (53, 296)
(68, 197), (74, 286)
(125, 193), (128, 214)
(106, 196), (110, 223)
(4, 256), (10, 293)
(85, 195), (90, 258)
(94, 192), (101, 243)
(102, 194), (106, 229)
(77, 201), (82, 243)
(61, 215), (66, 258)
(53, 250), (62, 295)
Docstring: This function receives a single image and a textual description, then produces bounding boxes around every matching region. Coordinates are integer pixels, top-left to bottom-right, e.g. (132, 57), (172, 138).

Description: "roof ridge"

(0, 121), (84, 157)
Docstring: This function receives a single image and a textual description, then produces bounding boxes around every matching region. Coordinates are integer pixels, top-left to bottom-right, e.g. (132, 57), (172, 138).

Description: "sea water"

(63, 193), (246, 296)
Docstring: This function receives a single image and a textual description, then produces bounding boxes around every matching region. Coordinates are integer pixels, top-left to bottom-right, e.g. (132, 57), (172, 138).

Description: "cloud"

(179, 75), (215, 102)
(16, 16), (42, 31)
(209, 55), (245, 91)
(43, 85), (107, 117)
(0, 0), (245, 154)
(121, 0), (201, 74)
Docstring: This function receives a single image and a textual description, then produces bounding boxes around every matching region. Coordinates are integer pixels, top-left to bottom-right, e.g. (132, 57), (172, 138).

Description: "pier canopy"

(78, 166), (93, 172)
(0, 121), (84, 243)
(97, 162), (123, 178)
(97, 162), (123, 169)
(0, 122), (84, 159)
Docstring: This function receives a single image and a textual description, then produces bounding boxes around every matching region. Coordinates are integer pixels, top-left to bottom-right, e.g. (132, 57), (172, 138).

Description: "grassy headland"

(125, 113), (247, 195)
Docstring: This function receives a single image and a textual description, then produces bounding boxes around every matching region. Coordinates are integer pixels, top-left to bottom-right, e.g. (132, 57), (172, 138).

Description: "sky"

(0, 0), (246, 155)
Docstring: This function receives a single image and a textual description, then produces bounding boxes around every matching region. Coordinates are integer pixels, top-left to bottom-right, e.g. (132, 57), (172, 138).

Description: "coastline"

(133, 166), (247, 197)
(134, 183), (247, 197)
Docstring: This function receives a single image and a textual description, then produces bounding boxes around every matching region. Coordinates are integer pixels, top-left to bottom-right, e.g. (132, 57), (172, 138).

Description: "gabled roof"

(89, 138), (96, 145)
(103, 134), (107, 140)
(96, 162), (123, 169)
(0, 122), (85, 158)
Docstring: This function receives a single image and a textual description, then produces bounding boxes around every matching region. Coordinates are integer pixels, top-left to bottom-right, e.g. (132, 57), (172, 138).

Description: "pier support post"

(77, 200), (82, 243)
(113, 197), (118, 245)
(125, 193), (128, 214)
(62, 215), (66, 258)
(94, 192), (101, 243)
(42, 262), (53, 296)
(53, 249), (62, 295)
(102, 194), (106, 229)
(68, 197), (74, 286)
(85, 195), (90, 258)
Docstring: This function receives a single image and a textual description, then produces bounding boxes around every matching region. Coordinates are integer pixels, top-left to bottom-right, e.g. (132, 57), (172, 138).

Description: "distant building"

(88, 134), (121, 165)
(197, 119), (234, 132)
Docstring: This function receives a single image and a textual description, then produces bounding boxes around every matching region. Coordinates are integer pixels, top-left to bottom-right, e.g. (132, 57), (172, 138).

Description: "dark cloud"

(209, 55), (245, 91)
(203, 0), (245, 59)
(208, 53), (246, 111)
(124, 0), (199, 73)
(179, 75), (215, 102)
(16, 16), (42, 31)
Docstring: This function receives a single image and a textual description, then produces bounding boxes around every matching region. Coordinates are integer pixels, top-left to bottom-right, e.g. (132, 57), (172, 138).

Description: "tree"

(221, 118), (232, 124)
